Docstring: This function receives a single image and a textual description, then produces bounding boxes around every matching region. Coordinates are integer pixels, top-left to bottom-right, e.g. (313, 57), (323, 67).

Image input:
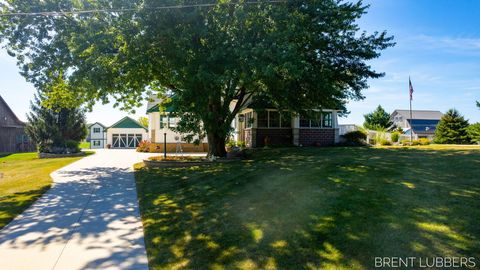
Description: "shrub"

(225, 139), (236, 149)
(401, 139), (412, 146)
(341, 130), (367, 146)
(65, 140), (80, 153)
(379, 139), (392, 146)
(391, 132), (400, 143)
(418, 138), (431, 145)
(136, 140), (151, 152)
(411, 140), (421, 146)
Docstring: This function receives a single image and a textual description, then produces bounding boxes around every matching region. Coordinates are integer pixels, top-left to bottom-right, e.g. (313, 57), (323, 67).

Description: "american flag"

(409, 77), (414, 100)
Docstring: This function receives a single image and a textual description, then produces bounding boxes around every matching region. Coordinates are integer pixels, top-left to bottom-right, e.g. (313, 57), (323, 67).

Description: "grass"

(79, 141), (90, 149)
(0, 152), (87, 229)
(135, 145), (480, 270)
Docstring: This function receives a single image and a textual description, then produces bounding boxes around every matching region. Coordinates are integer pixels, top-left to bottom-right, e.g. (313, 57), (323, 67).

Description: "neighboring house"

(106, 116), (148, 148)
(390, 109), (443, 139)
(235, 106), (340, 147)
(146, 97), (208, 152)
(0, 95), (34, 153)
(86, 122), (107, 149)
(147, 95), (340, 149)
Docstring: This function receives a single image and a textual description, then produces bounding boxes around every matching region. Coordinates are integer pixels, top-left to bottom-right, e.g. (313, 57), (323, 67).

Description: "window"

(269, 111), (280, 127)
(280, 113), (292, 128)
(245, 112), (254, 128)
(160, 115), (168, 128)
(93, 127), (101, 133)
(300, 111), (331, 128)
(311, 112), (322, 128)
(93, 140), (100, 146)
(257, 111), (268, 128)
(168, 117), (177, 128)
(323, 112), (332, 127)
(300, 116), (310, 127)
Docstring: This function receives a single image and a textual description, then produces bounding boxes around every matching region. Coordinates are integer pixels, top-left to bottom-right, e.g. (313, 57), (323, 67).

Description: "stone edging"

(143, 158), (238, 168)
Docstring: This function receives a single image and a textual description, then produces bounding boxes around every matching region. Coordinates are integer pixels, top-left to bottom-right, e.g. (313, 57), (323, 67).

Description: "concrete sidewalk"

(0, 149), (157, 270)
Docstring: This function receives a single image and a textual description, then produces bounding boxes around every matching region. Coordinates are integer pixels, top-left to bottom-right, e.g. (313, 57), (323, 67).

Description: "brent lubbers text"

(375, 257), (476, 268)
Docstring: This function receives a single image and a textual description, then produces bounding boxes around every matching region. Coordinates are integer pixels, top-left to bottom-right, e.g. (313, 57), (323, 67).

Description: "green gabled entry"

(108, 116), (147, 131)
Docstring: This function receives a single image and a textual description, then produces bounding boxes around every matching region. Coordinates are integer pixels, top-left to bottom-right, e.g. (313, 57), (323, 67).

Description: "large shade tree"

(0, 0), (394, 157)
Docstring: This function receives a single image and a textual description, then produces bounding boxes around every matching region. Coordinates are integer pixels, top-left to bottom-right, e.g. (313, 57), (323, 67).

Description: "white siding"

(106, 128), (148, 148)
(147, 112), (208, 143)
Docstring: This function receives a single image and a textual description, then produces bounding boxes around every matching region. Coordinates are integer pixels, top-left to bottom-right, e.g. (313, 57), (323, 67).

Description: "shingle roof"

(391, 110), (443, 120)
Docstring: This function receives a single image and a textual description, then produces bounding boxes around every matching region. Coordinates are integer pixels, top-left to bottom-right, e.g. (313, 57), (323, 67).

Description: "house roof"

(391, 109), (443, 120)
(146, 94), (163, 113)
(146, 94), (176, 114)
(0, 95), (25, 128)
(88, 122), (106, 129)
(107, 116), (147, 131)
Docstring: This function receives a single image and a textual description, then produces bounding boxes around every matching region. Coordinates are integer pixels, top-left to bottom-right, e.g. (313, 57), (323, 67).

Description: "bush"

(379, 139), (392, 146)
(391, 132), (400, 143)
(136, 140), (151, 152)
(400, 139), (412, 146)
(418, 138), (431, 145)
(341, 130), (367, 146)
(65, 140), (80, 153)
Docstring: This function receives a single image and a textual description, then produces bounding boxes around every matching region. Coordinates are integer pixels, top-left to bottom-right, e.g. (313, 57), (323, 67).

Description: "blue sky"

(0, 0), (479, 125)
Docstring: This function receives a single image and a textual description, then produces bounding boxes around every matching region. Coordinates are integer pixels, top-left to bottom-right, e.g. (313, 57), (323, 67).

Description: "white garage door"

(112, 134), (143, 148)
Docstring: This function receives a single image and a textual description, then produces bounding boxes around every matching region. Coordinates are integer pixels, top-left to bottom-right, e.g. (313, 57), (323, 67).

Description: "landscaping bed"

(143, 155), (237, 168)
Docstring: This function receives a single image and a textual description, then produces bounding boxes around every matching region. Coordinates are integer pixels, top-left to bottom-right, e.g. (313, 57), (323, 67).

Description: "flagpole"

(409, 76), (413, 142)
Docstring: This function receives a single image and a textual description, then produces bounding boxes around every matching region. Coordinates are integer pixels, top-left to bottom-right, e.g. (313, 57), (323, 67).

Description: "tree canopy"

(363, 105), (393, 130)
(434, 109), (470, 144)
(138, 117), (149, 128)
(1, 0), (394, 156)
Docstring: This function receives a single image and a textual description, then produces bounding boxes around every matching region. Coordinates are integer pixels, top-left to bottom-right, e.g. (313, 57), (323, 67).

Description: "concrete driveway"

(0, 149), (160, 270)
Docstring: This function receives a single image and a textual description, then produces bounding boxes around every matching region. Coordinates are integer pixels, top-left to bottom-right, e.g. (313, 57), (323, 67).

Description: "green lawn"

(0, 152), (86, 228)
(135, 145), (480, 270)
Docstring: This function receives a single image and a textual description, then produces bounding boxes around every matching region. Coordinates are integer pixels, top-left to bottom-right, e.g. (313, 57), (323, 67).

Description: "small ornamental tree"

(26, 91), (87, 153)
(363, 105), (393, 130)
(434, 109), (470, 144)
(467, 123), (480, 144)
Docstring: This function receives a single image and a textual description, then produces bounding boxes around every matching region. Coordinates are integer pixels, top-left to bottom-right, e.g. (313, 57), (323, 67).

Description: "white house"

(105, 117), (148, 149)
(146, 94), (340, 149)
(87, 122), (107, 149)
(146, 97), (208, 152)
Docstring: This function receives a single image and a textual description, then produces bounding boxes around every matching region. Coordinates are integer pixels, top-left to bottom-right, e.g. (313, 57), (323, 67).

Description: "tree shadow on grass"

(0, 166), (148, 270)
(136, 146), (480, 270)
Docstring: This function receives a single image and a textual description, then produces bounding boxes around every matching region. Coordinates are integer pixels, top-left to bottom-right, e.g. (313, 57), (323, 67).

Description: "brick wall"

(256, 128), (293, 147)
(299, 129), (335, 146)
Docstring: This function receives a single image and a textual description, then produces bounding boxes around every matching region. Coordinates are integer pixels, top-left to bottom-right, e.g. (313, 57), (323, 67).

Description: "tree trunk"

(207, 132), (227, 158)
